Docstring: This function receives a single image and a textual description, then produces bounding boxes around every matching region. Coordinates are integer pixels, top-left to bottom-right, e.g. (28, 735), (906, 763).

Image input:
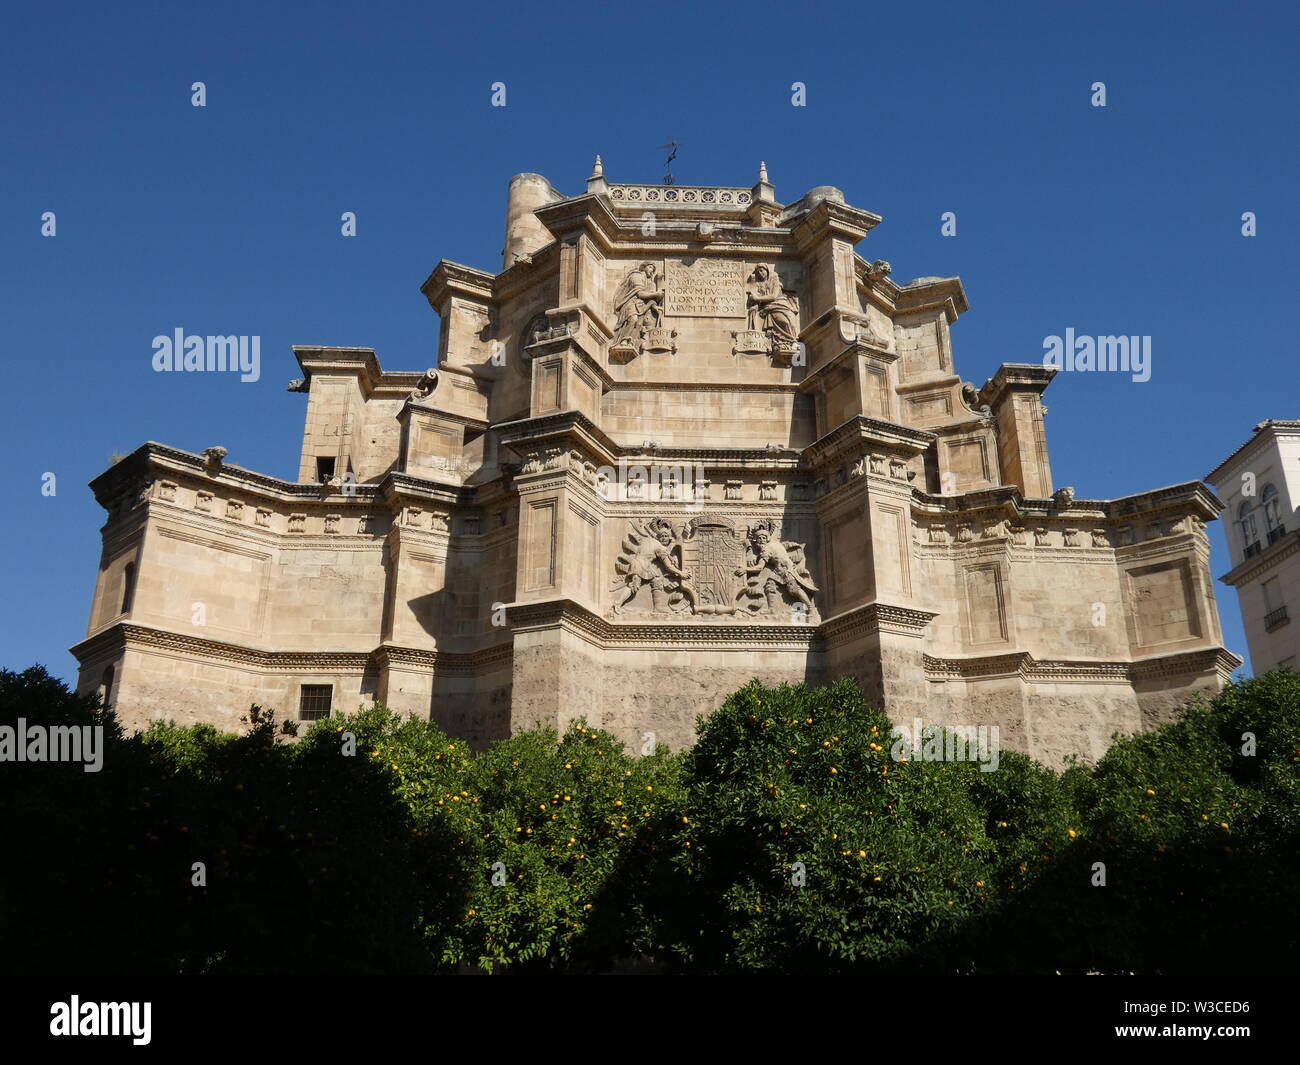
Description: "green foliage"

(647, 678), (1075, 972)
(3, 665), (1298, 974)
(1004, 671), (1300, 973)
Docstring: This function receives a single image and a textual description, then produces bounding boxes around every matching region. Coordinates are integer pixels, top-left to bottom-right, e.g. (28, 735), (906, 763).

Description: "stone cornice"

(804, 415), (935, 470)
(924, 646), (1241, 682)
(798, 340), (899, 394)
(70, 623), (376, 672)
(1106, 481), (1223, 520)
(1218, 527), (1300, 586)
(1129, 647), (1242, 681)
(819, 602), (939, 642)
(420, 259), (496, 311)
(605, 379), (803, 395)
(909, 481), (1222, 525)
(535, 191), (795, 256)
(89, 443), (384, 512)
(291, 346), (426, 398)
(891, 276), (968, 321)
(70, 623), (514, 676)
(979, 363), (1057, 407)
(496, 410), (812, 467)
(504, 597), (822, 649)
(786, 197), (882, 249)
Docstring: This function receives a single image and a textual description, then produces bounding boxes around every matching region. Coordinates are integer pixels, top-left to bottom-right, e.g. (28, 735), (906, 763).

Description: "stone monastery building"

(73, 160), (1240, 765)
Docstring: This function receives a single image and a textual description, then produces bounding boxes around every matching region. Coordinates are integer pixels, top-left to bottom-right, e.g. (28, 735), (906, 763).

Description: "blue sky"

(3, 0), (1296, 681)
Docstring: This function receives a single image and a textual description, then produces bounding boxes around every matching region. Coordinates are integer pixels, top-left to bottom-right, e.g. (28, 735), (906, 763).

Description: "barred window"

(298, 684), (333, 721)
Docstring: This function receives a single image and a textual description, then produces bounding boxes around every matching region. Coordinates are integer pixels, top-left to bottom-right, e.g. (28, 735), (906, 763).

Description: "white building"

(1206, 420), (1300, 673)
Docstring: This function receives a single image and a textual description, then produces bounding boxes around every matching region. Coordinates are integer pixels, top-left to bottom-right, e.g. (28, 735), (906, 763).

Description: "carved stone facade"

(72, 161), (1239, 767)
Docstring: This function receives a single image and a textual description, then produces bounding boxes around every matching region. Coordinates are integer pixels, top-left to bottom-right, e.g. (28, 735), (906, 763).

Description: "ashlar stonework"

(72, 160), (1241, 767)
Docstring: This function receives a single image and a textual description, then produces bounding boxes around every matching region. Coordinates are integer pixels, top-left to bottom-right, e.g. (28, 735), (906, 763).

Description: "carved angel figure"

(745, 265), (799, 345)
(736, 519), (817, 614)
(612, 518), (697, 614)
(610, 263), (664, 349)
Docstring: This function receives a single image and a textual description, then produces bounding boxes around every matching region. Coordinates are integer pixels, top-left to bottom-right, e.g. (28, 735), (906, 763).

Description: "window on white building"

(1238, 500), (1261, 559)
(1262, 484), (1285, 544)
(1262, 577), (1288, 632)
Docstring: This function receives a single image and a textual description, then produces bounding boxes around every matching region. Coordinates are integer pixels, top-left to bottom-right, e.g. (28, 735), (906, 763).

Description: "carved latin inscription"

(665, 260), (746, 318)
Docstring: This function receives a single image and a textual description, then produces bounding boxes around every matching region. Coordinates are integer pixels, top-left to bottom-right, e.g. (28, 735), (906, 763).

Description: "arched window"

(1238, 501), (1260, 558)
(120, 561), (137, 614)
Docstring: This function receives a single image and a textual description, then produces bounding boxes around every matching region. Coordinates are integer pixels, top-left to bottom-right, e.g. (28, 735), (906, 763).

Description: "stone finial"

(587, 154), (609, 195)
(753, 159), (776, 204)
(1052, 485), (1076, 508)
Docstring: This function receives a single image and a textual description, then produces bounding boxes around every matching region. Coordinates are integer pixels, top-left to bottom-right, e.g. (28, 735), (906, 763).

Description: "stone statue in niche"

(736, 519), (818, 617)
(609, 262), (665, 361)
(960, 382), (993, 418)
(612, 517), (698, 615)
(745, 265), (800, 351)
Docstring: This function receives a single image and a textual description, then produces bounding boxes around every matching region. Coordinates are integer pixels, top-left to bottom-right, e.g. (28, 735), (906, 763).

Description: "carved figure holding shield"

(736, 519), (817, 614)
(612, 517), (697, 614)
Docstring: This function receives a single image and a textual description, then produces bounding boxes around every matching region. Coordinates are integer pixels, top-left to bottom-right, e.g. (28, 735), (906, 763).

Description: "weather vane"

(657, 139), (681, 185)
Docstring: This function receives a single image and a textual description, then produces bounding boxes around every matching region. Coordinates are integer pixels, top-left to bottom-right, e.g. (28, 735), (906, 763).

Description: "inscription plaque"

(665, 260), (746, 318)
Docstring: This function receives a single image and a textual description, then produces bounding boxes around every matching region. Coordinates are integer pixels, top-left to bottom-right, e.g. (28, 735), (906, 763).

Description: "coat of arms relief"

(611, 516), (819, 621)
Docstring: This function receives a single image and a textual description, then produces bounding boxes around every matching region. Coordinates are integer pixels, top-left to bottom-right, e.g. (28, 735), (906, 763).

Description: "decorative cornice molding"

(820, 602), (939, 641)
(924, 646), (1242, 683)
(70, 623), (515, 677)
(1218, 527), (1300, 587)
(504, 597), (822, 649)
(804, 415), (935, 471)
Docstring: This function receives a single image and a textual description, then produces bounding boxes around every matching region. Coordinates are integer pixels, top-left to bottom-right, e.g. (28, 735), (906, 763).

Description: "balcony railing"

(1267, 524), (1287, 545)
(1243, 541), (1262, 559)
(1264, 605), (1290, 632)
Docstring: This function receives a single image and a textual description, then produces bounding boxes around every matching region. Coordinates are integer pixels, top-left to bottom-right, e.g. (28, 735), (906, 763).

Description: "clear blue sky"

(3, 0), (1296, 682)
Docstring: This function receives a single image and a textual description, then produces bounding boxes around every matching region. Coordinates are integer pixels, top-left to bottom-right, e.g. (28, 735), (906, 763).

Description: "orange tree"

(974, 669), (1300, 973)
(642, 677), (1076, 973)
(340, 706), (684, 972)
(452, 721), (682, 972)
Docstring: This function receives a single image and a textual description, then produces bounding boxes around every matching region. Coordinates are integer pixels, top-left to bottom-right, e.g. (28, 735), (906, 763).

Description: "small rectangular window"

(298, 684), (333, 721)
(316, 457), (336, 484)
(121, 561), (137, 614)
